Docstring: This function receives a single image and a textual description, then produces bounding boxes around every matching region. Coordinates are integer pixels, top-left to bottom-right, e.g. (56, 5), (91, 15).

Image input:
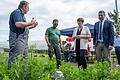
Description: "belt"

(97, 41), (103, 43)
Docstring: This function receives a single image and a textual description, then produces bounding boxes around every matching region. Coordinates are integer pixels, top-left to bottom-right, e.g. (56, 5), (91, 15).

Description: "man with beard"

(8, 0), (38, 69)
(45, 19), (62, 69)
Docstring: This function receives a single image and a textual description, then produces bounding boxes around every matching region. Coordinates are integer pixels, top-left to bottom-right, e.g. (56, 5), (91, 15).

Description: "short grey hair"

(18, 0), (29, 9)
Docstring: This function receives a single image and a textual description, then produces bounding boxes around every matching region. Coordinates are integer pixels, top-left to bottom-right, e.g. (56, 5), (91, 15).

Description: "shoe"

(116, 64), (120, 67)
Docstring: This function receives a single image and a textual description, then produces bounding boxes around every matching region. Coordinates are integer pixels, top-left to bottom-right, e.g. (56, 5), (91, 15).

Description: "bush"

(0, 53), (120, 80)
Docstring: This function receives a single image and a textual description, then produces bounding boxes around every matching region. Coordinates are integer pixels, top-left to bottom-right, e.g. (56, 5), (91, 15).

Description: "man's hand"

(60, 44), (62, 49)
(47, 43), (51, 47)
(28, 18), (38, 29)
(28, 22), (38, 29)
(31, 17), (36, 23)
(93, 45), (96, 49)
(33, 22), (38, 28)
(108, 45), (113, 50)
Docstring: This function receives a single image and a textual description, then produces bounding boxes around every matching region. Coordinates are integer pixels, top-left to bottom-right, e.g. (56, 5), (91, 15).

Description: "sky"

(0, 0), (120, 42)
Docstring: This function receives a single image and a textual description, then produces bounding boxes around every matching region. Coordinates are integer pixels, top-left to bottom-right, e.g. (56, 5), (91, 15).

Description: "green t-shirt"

(45, 27), (61, 48)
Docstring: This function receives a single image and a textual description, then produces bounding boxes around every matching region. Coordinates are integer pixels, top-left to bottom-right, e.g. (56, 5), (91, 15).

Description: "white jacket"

(72, 26), (91, 50)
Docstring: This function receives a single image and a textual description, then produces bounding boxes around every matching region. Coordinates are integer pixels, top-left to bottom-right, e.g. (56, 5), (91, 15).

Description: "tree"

(108, 10), (120, 30)
(108, 0), (120, 31)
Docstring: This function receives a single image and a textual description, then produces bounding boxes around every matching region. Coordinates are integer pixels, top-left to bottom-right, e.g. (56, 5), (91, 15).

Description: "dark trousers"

(75, 49), (87, 69)
(115, 47), (120, 65)
(48, 47), (61, 69)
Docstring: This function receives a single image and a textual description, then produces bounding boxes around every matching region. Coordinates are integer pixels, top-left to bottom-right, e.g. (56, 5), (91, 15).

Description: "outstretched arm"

(15, 17), (38, 28)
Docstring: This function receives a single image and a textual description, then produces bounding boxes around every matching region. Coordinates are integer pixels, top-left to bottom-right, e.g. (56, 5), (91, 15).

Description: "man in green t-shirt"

(45, 19), (62, 69)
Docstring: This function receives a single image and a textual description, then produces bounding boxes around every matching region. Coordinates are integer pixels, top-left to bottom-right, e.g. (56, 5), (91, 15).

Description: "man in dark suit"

(93, 10), (114, 62)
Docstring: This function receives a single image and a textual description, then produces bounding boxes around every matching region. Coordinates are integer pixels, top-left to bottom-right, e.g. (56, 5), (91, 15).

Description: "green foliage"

(0, 53), (8, 80)
(0, 53), (120, 80)
(59, 61), (110, 80)
(108, 10), (120, 30)
(0, 53), (56, 80)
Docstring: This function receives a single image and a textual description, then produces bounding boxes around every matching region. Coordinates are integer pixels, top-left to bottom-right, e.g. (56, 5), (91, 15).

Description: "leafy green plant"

(1, 52), (120, 80)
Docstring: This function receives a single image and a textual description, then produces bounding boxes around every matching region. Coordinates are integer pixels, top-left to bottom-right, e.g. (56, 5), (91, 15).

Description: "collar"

(99, 19), (105, 23)
(52, 26), (57, 29)
(18, 8), (25, 15)
(77, 26), (83, 30)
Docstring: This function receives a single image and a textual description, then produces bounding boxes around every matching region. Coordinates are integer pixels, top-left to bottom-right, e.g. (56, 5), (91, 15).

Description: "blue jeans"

(115, 47), (120, 65)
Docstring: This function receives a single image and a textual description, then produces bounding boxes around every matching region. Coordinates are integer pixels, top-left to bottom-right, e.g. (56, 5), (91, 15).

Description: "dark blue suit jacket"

(93, 20), (114, 47)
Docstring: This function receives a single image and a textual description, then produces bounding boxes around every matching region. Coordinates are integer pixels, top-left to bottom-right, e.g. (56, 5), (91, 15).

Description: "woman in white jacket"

(72, 18), (91, 69)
